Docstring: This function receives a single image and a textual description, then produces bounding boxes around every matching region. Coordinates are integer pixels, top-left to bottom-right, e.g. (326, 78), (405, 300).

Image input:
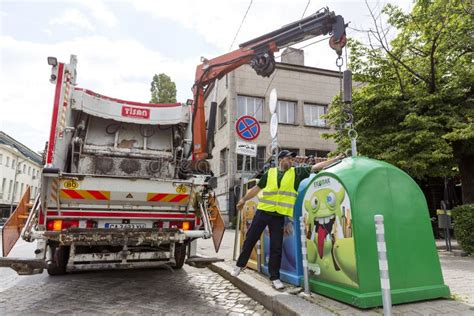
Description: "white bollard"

(375, 215), (392, 316)
(300, 216), (310, 295)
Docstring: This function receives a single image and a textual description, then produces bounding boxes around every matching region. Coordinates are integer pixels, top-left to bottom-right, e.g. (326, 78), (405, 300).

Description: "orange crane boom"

(191, 7), (347, 161)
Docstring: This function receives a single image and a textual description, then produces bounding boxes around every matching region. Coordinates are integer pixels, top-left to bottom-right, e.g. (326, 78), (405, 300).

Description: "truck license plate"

(105, 223), (146, 229)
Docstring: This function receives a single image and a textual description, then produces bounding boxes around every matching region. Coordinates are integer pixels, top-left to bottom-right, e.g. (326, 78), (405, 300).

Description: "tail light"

(182, 221), (191, 230)
(153, 221), (194, 230)
(46, 219), (79, 231)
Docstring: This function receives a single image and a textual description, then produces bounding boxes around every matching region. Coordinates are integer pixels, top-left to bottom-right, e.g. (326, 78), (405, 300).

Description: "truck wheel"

(47, 245), (70, 276)
(172, 243), (187, 269)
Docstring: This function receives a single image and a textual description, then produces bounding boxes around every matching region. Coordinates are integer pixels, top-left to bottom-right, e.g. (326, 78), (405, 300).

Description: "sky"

(0, 0), (413, 152)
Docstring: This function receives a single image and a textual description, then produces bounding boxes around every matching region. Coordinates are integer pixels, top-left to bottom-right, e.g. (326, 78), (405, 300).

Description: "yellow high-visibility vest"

(257, 167), (297, 217)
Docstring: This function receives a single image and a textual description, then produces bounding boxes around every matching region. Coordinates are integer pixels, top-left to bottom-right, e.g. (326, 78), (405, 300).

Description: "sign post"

(269, 89), (279, 167)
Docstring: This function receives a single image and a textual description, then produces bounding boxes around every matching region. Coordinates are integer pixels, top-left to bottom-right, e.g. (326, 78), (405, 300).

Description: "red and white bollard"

(375, 215), (392, 316)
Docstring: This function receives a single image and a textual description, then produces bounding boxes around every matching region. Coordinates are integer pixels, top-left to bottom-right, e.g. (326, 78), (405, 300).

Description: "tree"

(150, 73), (177, 103)
(325, 0), (474, 202)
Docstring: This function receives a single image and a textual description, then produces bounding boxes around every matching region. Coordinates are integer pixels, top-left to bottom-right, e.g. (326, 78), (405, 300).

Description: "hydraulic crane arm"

(191, 7), (347, 160)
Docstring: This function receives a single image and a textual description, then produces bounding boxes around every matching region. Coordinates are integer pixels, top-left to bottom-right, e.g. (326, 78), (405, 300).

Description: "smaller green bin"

(300, 157), (450, 308)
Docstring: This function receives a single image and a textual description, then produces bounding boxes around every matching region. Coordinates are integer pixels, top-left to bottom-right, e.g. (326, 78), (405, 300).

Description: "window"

(28, 166), (31, 175)
(277, 100), (296, 124)
(23, 164), (26, 173)
(304, 103), (327, 127)
(305, 149), (329, 158)
(237, 146), (266, 172)
(6, 156), (10, 167)
(11, 159), (15, 169)
(220, 148), (228, 175)
(0, 154), (2, 165)
(237, 95), (264, 121)
(237, 154), (251, 171)
(256, 147), (266, 172)
(20, 183), (24, 197)
(219, 99), (227, 128)
(8, 180), (12, 200)
(1, 178), (5, 197)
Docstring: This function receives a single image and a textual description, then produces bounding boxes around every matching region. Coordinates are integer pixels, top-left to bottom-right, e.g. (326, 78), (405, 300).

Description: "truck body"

(1, 56), (224, 275)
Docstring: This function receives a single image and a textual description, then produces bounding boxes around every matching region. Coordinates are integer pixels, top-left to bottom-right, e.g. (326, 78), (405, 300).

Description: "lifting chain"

(336, 49), (358, 157)
(336, 56), (344, 100)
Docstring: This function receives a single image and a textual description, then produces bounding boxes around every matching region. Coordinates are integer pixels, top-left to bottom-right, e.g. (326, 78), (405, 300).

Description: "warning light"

(47, 56), (58, 66)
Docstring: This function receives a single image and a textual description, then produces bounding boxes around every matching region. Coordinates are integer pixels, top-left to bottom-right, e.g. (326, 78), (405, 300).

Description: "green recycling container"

(301, 157), (450, 308)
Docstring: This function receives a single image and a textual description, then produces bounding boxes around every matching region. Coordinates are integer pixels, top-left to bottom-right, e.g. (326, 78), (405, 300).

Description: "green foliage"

(150, 73), (177, 103)
(326, 0), (474, 188)
(452, 204), (474, 254)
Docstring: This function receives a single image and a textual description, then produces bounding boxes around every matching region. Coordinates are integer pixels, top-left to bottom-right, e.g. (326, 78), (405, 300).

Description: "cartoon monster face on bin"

(304, 188), (345, 228)
(304, 188), (345, 258)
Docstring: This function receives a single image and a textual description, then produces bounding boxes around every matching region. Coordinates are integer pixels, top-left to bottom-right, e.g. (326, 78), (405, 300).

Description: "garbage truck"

(0, 7), (347, 275)
(1, 54), (226, 275)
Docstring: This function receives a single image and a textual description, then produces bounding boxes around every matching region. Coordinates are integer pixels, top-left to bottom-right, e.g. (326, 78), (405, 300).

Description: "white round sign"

(269, 89), (277, 114)
(270, 113), (278, 138)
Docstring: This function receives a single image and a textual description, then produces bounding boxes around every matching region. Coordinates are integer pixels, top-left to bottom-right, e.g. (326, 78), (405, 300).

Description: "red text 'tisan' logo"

(121, 106), (150, 119)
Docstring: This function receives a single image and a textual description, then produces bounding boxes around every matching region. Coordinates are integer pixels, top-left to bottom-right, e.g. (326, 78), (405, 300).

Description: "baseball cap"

(278, 150), (297, 159)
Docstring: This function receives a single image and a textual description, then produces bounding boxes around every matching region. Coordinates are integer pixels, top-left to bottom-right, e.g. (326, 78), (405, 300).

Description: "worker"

(232, 150), (345, 290)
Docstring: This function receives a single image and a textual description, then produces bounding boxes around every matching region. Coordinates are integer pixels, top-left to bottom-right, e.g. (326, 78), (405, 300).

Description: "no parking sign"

(235, 115), (260, 141)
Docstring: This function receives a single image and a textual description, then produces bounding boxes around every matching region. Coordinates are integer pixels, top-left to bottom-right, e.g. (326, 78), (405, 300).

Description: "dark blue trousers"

(236, 210), (285, 280)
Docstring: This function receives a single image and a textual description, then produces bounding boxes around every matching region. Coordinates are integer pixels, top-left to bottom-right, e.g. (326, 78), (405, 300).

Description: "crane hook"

(250, 52), (276, 78)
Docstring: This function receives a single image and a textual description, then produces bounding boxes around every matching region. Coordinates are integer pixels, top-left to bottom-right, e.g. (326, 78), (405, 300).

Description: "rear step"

(0, 256), (224, 274)
(0, 258), (46, 275)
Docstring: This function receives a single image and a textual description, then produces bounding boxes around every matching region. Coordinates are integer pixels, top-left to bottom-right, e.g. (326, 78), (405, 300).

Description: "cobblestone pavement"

(438, 251), (474, 306)
(0, 265), (271, 316)
(0, 231), (270, 315)
(201, 231), (474, 315)
(3, 231), (473, 316)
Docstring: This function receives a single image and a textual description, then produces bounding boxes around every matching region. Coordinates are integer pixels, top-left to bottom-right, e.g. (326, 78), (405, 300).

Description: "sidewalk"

(198, 230), (474, 315)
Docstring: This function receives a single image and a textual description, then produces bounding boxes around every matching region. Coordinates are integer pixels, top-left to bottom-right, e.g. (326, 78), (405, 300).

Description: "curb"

(438, 250), (470, 257)
(208, 261), (332, 316)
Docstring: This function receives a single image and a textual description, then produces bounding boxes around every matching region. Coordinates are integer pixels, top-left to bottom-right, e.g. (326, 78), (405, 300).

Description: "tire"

(47, 245), (70, 276)
(172, 243), (187, 269)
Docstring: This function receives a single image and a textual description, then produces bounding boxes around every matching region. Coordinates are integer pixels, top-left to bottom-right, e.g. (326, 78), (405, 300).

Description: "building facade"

(0, 131), (42, 218)
(205, 49), (343, 225)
